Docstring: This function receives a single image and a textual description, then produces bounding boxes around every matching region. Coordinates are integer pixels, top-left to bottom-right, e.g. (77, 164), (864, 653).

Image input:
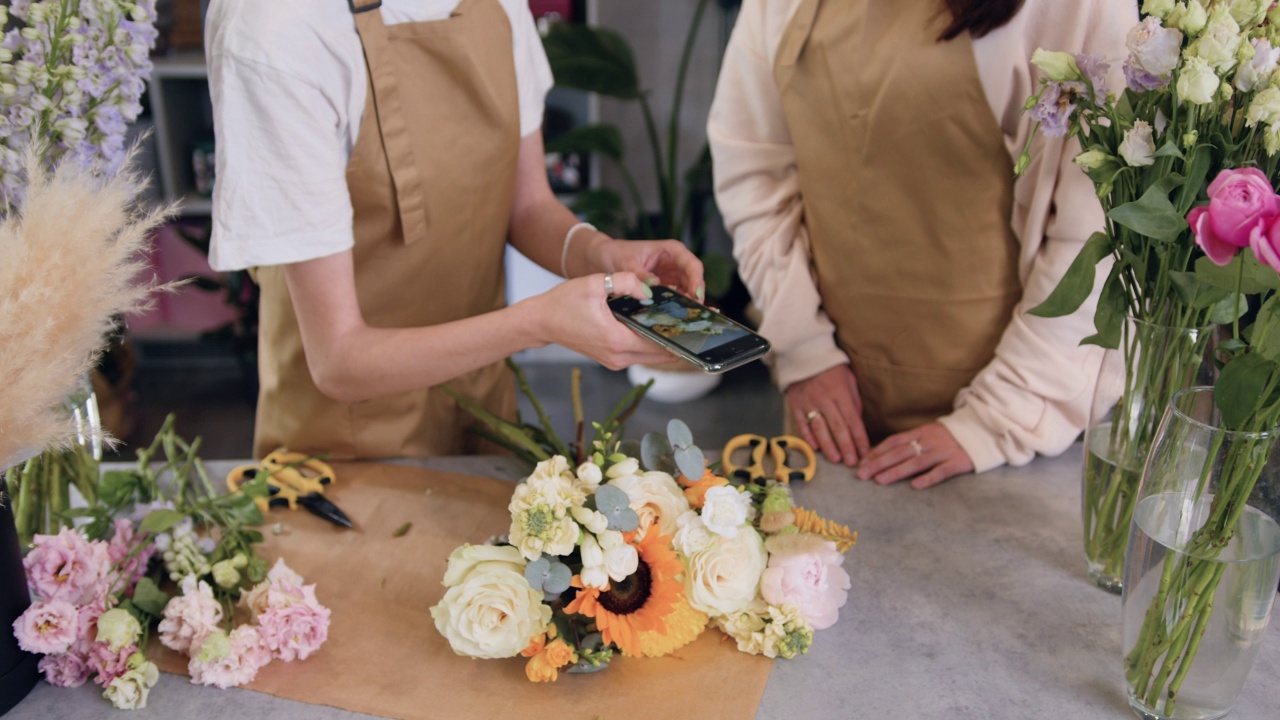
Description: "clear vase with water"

(1121, 387), (1280, 720)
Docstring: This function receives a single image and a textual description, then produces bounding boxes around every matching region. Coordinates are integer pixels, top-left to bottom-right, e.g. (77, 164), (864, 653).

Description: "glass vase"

(1121, 387), (1280, 720)
(1083, 319), (1210, 593)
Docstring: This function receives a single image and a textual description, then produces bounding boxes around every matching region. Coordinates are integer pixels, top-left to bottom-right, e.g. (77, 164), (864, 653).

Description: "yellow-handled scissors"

(226, 450), (352, 528)
(721, 434), (816, 484)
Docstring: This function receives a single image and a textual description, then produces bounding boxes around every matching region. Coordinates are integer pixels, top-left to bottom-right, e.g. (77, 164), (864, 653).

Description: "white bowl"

(626, 364), (722, 403)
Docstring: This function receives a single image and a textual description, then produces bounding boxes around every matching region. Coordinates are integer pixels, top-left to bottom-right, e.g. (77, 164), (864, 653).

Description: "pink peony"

(23, 527), (109, 605)
(157, 575), (223, 654)
(37, 651), (92, 687)
(759, 534), (851, 631)
(12, 599), (80, 655)
(1190, 167), (1280, 266)
(189, 625), (272, 688)
(87, 641), (137, 687)
(257, 581), (331, 662)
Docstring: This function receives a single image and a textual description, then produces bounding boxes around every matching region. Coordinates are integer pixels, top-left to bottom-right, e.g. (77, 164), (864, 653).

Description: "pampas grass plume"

(0, 147), (175, 465)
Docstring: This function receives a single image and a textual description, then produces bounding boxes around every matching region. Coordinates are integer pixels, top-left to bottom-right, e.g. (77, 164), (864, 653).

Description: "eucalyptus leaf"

(523, 556), (571, 594)
(674, 446), (706, 481)
(594, 484), (639, 532)
(1107, 180), (1188, 241)
(667, 419), (694, 448)
(640, 432), (674, 473)
(1028, 231), (1111, 317)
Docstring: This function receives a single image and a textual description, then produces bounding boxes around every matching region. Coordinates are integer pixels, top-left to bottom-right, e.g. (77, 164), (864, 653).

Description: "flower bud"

(211, 559), (241, 589)
(1176, 1), (1210, 36)
(1031, 49), (1083, 82)
(1073, 149), (1112, 170)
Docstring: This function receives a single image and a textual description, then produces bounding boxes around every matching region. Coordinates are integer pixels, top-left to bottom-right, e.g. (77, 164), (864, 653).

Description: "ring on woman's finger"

(805, 409), (823, 423)
(910, 439), (923, 457)
(603, 273), (614, 295)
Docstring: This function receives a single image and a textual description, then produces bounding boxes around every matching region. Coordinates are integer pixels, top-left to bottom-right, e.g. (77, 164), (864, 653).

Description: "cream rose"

(607, 470), (690, 541)
(680, 527), (768, 617)
(431, 562), (551, 659)
(441, 544), (526, 586)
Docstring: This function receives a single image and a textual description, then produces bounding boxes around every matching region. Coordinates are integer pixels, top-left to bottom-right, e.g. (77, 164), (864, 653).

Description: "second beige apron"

(254, 0), (519, 459)
(774, 0), (1022, 441)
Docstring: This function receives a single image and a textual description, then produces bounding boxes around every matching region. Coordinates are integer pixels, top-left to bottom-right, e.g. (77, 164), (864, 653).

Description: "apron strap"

(351, 4), (430, 244)
(774, 0), (821, 90)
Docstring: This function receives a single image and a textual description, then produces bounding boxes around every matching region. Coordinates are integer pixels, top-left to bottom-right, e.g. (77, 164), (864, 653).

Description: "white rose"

(1177, 56), (1221, 104)
(606, 470), (691, 541)
(1236, 38), (1280, 91)
(1119, 120), (1157, 167)
(672, 510), (716, 556)
(431, 565), (551, 659)
(1191, 9), (1242, 72)
(442, 544), (525, 586)
(700, 485), (753, 538)
(597, 530), (639, 581)
(681, 528), (768, 617)
(1128, 16), (1184, 76)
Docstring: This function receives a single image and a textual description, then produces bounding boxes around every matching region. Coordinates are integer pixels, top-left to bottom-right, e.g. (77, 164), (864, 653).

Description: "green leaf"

(220, 494), (265, 526)
(702, 251), (735, 300)
(1080, 267), (1127, 349)
(1194, 250), (1280, 294)
(1169, 270), (1229, 309)
(567, 188), (625, 236)
(1154, 139), (1185, 160)
(1208, 293), (1248, 325)
(542, 23), (640, 99)
(1250, 296), (1280, 361)
(1106, 176), (1188, 241)
(139, 509), (185, 534)
(99, 470), (141, 507)
(1215, 352), (1276, 428)
(131, 577), (171, 618)
(546, 123), (624, 163)
(1028, 231), (1112, 317)
(1174, 145), (1212, 214)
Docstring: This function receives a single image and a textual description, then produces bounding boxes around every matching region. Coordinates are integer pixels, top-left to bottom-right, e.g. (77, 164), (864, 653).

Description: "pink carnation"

(23, 527), (109, 605)
(87, 642), (137, 687)
(157, 575), (223, 654)
(37, 651), (93, 688)
(12, 599), (80, 655)
(189, 625), (272, 688)
(759, 534), (851, 631)
(257, 581), (331, 662)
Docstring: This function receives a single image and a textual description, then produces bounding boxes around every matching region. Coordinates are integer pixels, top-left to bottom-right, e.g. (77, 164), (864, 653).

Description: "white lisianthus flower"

(699, 485), (753, 538)
(431, 561), (551, 659)
(103, 661), (159, 710)
(1177, 56), (1221, 104)
(96, 608), (142, 652)
(1142, 0), (1175, 18)
(1128, 16), (1184, 77)
(1236, 38), (1280, 91)
(571, 505), (609, 535)
(680, 526), (768, 617)
(597, 530), (639, 581)
(1191, 9), (1242, 72)
(1030, 49), (1082, 81)
(1073, 149), (1111, 170)
(1248, 86), (1280, 125)
(1173, 1), (1209, 36)
(1119, 120), (1157, 167)
(579, 534), (608, 589)
(1228, 0), (1268, 28)
(606, 470), (690, 541)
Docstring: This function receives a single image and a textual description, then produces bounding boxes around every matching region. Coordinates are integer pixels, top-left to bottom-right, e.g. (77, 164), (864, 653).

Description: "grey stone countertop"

(6, 449), (1279, 719)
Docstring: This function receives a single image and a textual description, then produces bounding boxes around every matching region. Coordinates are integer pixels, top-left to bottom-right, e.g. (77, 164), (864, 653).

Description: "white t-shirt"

(205, 0), (554, 271)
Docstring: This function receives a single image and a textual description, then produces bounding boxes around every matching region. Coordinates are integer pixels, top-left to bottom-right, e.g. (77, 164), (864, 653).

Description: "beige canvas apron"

(774, 0), (1022, 441)
(253, 0), (519, 459)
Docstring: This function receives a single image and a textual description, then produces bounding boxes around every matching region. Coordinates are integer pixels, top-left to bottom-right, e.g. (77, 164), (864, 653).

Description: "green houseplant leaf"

(543, 22), (640, 99)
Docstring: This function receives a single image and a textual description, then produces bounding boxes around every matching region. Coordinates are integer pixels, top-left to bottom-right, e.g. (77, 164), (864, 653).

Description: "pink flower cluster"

(158, 558), (330, 689)
(11, 524), (151, 690)
(1188, 167), (1280, 271)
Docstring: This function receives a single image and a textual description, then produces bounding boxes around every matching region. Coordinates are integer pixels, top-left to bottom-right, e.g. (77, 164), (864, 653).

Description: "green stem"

(663, 0), (711, 242)
(638, 95), (672, 235)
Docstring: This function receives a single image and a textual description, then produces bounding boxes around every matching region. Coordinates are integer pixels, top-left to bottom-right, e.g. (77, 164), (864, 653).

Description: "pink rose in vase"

(1189, 167), (1280, 265)
(760, 534), (851, 630)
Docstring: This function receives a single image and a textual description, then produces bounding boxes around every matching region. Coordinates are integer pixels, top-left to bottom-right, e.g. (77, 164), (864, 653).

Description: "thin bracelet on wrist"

(560, 221), (596, 278)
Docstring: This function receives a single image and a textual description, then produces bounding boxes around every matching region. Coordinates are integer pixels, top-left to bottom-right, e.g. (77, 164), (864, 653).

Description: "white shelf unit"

(147, 51), (213, 217)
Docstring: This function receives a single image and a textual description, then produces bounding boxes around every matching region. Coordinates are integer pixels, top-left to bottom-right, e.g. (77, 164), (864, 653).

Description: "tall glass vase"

(1122, 387), (1280, 720)
(1083, 319), (1210, 593)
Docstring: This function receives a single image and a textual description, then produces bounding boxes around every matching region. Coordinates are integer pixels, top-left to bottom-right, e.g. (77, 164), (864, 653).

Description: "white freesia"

(700, 485), (753, 538)
(579, 534), (608, 589)
(1128, 16), (1184, 77)
(680, 526), (768, 617)
(672, 509), (716, 556)
(431, 562), (551, 659)
(607, 470), (691, 541)
(441, 544), (525, 587)
(575, 461), (603, 489)
(1177, 55), (1220, 104)
(571, 505), (609, 535)
(1190, 9), (1241, 72)
(1119, 120), (1157, 167)
(605, 456), (640, 479)
(1236, 38), (1280, 92)
(597, 530), (639, 582)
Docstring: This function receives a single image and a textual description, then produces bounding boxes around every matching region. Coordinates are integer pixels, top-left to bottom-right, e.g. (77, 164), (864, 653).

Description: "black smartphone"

(608, 285), (771, 374)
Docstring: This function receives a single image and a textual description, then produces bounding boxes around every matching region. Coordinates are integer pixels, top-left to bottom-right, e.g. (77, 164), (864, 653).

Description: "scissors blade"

(296, 493), (354, 529)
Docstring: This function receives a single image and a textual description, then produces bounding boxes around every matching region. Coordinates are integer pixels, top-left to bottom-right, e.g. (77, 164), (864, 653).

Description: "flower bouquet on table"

(1018, 0), (1280, 592)
(7, 417), (332, 709)
(434, 365), (856, 680)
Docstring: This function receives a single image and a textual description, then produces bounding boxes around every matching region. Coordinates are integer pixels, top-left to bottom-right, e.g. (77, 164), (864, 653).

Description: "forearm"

(507, 192), (609, 279)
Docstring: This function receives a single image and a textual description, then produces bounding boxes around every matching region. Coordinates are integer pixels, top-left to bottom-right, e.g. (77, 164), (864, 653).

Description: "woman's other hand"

(856, 422), (974, 489)
(786, 365), (871, 467)
(581, 235), (706, 301)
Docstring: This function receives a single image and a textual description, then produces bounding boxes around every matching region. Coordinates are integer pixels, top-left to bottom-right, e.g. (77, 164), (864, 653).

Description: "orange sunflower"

(564, 530), (707, 658)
